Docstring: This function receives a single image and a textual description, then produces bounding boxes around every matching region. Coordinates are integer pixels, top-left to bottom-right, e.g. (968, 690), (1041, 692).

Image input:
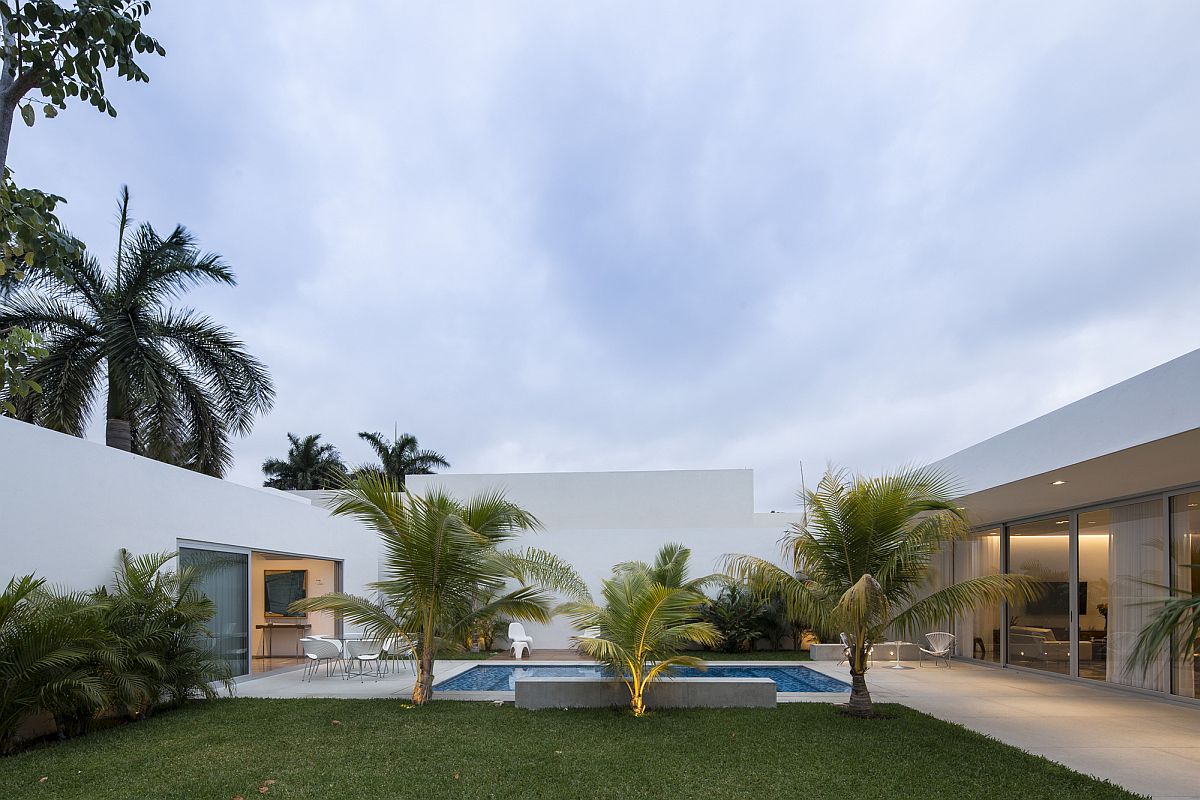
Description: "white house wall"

(0, 416), (378, 606)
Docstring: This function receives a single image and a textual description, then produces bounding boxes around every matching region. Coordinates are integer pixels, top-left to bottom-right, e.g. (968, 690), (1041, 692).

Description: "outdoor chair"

(839, 632), (874, 666)
(382, 635), (416, 674)
(345, 639), (385, 679)
(300, 636), (342, 681)
(919, 632), (955, 668)
(508, 622), (534, 656)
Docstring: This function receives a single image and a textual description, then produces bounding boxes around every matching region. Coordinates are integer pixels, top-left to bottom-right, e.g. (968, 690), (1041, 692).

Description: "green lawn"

(0, 699), (1140, 800)
(694, 650), (812, 661)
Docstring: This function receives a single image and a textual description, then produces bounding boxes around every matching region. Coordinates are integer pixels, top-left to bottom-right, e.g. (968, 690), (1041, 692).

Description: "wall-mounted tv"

(1025, 581), (1086, 616)
(264, 570), (307, 617)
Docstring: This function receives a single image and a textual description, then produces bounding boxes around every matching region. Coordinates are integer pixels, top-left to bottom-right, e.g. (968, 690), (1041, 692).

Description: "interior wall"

(250, 554), (338, 657)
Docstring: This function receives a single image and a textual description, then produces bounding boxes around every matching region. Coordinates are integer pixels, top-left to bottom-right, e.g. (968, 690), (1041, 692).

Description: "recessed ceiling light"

(1056, 520), (1068, 525)
(1051, 480), (1067, 486)
(1190, 503), (1199, 508)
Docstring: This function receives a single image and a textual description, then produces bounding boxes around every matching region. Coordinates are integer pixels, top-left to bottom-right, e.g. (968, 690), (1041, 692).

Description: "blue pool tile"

(433, 664), (850, 693)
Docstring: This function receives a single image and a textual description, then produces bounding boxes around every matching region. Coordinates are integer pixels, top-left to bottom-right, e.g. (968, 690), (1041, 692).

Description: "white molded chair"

(345, 639), (385, 679)
(382, 635), (415, 674)
(919, 632), (955, 668)
(508, 622), (534, 656)
(300, 637), (342, 681)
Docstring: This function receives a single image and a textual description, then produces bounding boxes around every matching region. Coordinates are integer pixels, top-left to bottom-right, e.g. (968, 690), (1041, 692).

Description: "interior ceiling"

(957, 428), (1200, 527)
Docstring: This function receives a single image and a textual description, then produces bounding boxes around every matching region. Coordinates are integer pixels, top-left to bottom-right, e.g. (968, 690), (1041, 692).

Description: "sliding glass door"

(1172, 492), (1200, 698)
(1006, 517), (1072, 675)
(954, 527), (1002, 662)
(1078, 500), (1167, 690)
(180, 547), (250, 677)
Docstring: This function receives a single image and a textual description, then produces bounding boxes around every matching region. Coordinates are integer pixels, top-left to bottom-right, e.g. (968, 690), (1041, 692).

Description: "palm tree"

(261, 433), (348, 490)
(1131, 575), (1200, 678)
(0, 187), (274, 476)
(561, 568), (719, 716)
(613, 542), (721, 592)
(355, 430), (449, 488)
(725, 466), (1039, 717)
(290, 473), (587, 705)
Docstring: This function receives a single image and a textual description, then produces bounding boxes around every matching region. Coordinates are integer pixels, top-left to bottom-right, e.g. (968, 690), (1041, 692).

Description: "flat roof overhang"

(956, 427), (1200, 527)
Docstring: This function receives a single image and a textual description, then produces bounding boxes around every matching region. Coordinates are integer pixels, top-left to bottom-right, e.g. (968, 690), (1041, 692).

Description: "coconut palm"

(0, 187), (274, 476)
(290, 473), (588, 704)
(613, 542), (721, 592)
(725, 465), (1039, 717)
(355, 430), (449, 488)
(1130, 574), (1200, 677)
(561, 568), (719, 716)
(261, 433), (348, 490)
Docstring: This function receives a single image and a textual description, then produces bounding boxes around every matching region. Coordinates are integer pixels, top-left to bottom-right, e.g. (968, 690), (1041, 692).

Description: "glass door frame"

(983, 487), (1188, 693)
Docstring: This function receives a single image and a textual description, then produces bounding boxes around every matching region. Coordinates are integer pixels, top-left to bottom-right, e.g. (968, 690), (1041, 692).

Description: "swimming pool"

(433, 664), (850, 693)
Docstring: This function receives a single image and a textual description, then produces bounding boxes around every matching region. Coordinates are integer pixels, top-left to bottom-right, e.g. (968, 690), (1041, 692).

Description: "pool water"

(433, 664), (850, 693)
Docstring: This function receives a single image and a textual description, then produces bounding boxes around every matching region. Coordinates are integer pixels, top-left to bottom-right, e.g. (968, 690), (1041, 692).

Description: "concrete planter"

(514, 677), (776, 710)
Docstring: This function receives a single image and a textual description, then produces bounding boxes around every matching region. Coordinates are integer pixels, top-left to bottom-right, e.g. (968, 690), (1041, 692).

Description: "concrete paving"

(800, 659), (1200, 799)
(234, 656), (1200, 798)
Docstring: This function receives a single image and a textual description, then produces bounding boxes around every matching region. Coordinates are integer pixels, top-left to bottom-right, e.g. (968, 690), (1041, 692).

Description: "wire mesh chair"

(919, 632), (956, 668)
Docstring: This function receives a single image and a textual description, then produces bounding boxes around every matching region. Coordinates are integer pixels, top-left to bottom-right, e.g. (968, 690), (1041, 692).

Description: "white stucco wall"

(400, 470), (803, 648)
(0, 416), (378, 611)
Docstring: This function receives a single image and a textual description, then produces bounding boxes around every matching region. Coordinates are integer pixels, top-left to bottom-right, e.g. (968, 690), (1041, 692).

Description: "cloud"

(9, 1), (1200, 509)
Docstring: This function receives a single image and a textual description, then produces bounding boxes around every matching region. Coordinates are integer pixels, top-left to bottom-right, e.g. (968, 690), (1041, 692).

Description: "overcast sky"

(10, 2), (1200, 509)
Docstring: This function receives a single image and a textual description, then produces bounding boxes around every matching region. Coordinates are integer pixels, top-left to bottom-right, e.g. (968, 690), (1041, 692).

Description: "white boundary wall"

(402, 470), (801, 648)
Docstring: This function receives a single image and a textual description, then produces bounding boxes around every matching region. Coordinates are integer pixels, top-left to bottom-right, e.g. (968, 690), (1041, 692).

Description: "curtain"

(954, 532), (1000, 660)
(1106, 502), (1166, 691)
(180, 547), (250, 677)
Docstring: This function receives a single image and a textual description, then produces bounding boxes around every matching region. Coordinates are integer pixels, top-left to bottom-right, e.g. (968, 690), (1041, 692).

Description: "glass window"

(954, 527), (1001, 662)
(1171, 492), (1200, 698)
(180, 547), (250, 677)
(1079, 500), (1166, 690)
(1007, 517), (1071, 675)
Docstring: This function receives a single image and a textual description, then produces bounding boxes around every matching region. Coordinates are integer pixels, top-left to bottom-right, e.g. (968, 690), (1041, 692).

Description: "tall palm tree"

(355, 430), (449, 488)
(561, 568), (719, 716)
(261, 433), (348, 490)
(725, 466), (1039, 717)
(0, 187), (274, 476)
(290, 473), (588, 704)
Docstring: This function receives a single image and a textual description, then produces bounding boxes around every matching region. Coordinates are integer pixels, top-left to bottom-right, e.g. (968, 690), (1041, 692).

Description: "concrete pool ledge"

(514, 676), (777, 710)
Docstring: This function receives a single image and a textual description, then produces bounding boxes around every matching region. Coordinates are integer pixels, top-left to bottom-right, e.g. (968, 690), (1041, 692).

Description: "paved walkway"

(234, 657), (1200, 798)
(801, 659), (1200, 799)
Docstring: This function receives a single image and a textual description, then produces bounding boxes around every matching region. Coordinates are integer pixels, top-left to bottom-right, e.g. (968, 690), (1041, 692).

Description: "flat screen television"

(1025, 581), (1086, 616)
(264, 569), (307, 617)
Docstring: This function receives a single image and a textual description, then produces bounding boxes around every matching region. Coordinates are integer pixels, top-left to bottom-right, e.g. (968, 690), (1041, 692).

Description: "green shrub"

(0, 550), (231, 751)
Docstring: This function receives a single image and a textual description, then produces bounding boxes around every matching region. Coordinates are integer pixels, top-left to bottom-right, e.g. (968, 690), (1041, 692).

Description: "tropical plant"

(561, 567), (719, 716)
(0, 187), (275, 476)
(290, 473), (587, 704)
(1131, 566), (1200, 677)
(0, 575), (104, 752)
(726, 466), (1039, 716)
(0, 1), (163, 280)
(700, 581), (767, 653)
(262, 433), (348, 490)
(91, 550), (230, 720)
(355, 430), (449, 488)
(614, 542), (720, 592)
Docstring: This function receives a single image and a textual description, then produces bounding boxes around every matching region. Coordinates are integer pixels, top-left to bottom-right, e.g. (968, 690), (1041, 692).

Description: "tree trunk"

(0, 96), (14, 175)
(106, 417), (132, 451)
(411, 648), (435, 705)
(845, 668), (874, 716)
(106, 367), (133, 451)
